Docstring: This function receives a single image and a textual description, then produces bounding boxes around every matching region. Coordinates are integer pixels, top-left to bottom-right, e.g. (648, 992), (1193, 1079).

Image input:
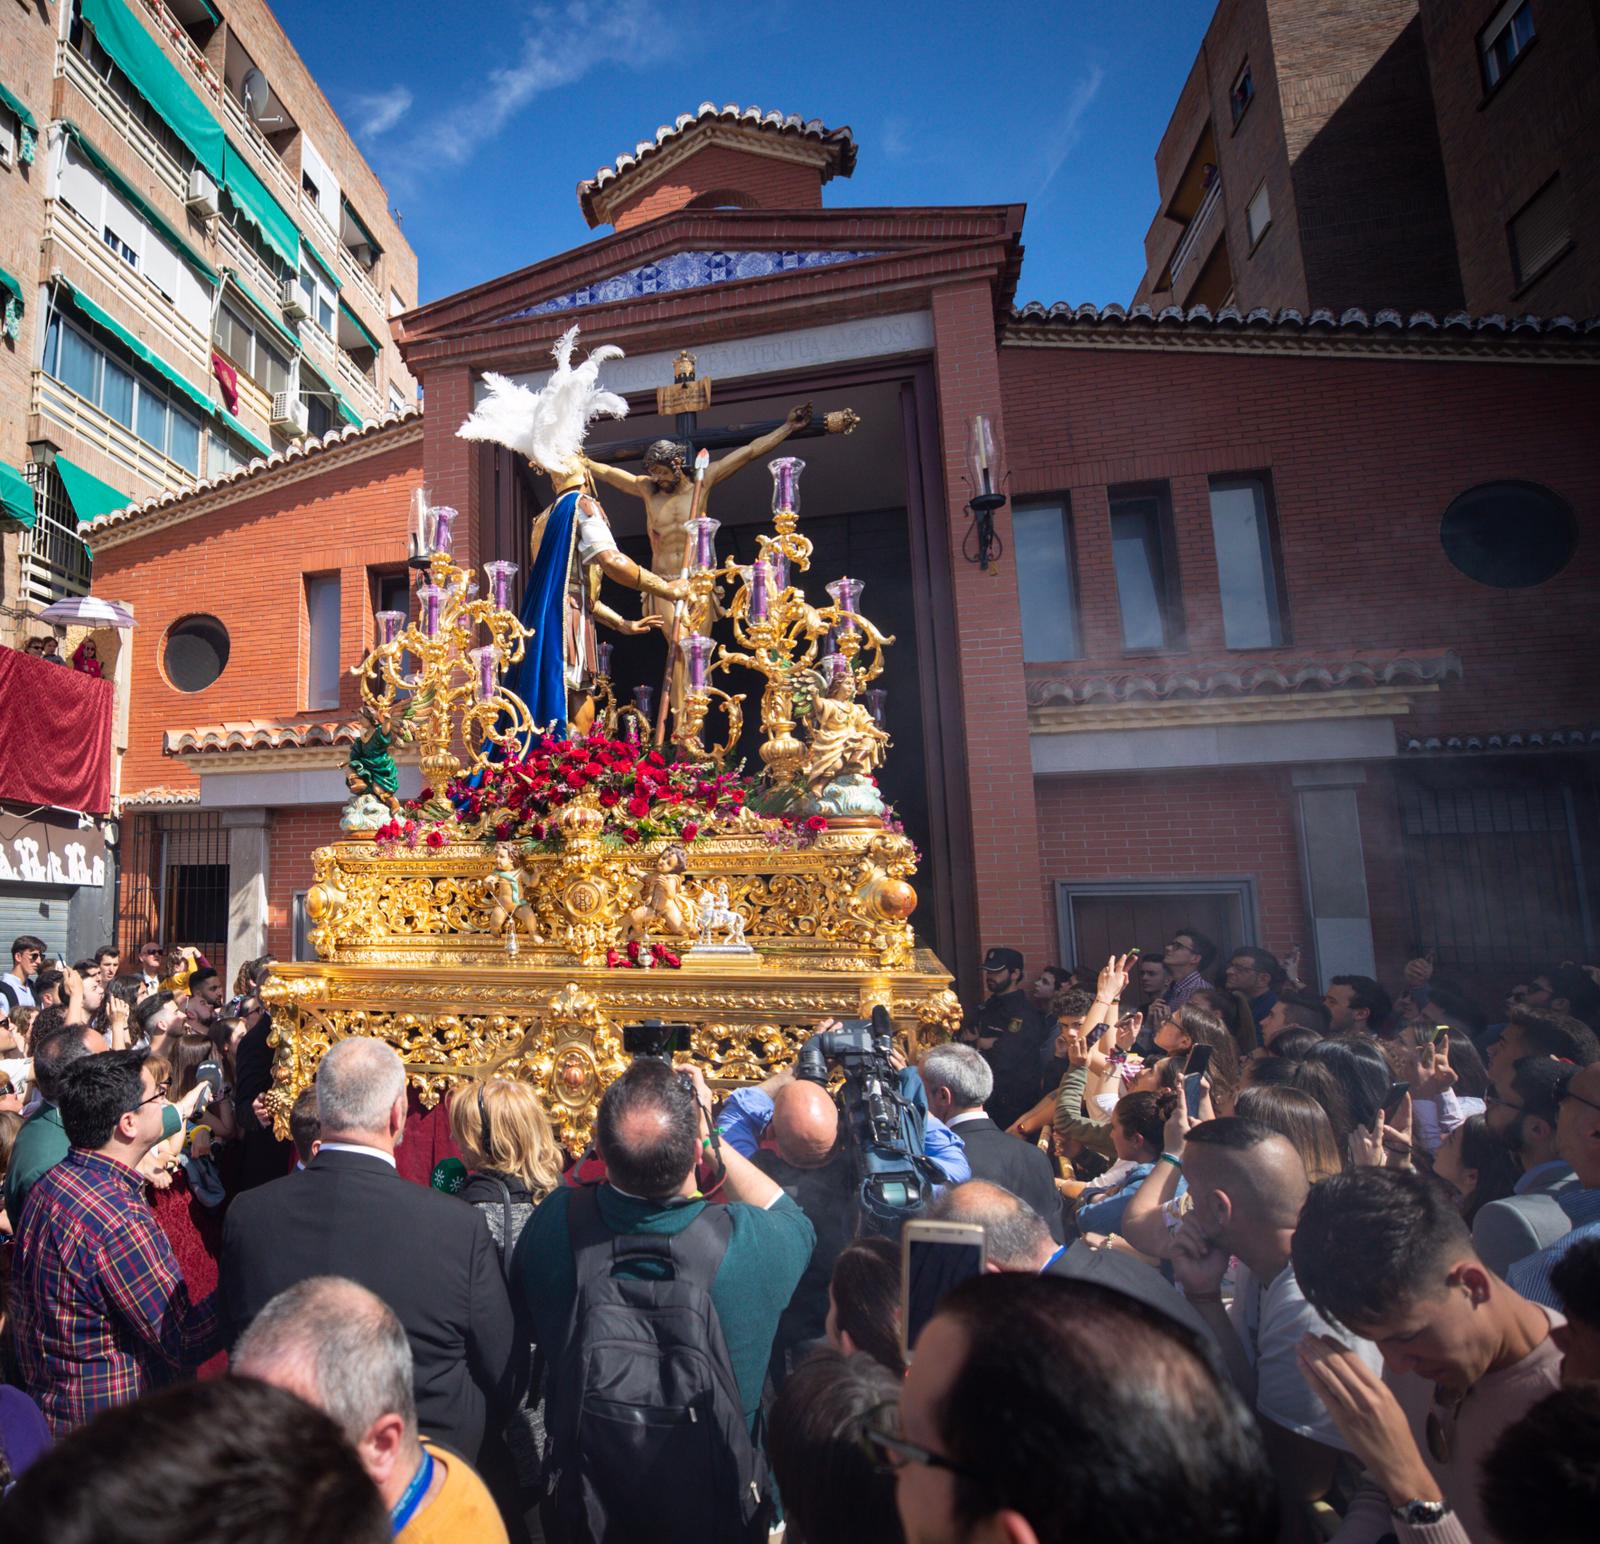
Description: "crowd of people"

(0, 927), (1597, 1544)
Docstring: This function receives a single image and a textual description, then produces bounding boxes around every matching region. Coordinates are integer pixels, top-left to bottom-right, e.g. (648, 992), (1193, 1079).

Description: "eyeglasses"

(859, 1403), (989, 1487)
(1555, 1083), (1600, 1117)
(1483, 1093), (1526, 1113)
(138, 1081), (172, 1108)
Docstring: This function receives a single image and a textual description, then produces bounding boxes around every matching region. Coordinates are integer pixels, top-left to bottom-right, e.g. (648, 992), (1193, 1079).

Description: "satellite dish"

(240, 67), (285, 128)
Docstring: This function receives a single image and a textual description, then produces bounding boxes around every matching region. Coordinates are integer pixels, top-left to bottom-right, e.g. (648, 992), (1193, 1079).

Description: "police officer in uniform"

(960, 947), (1051, 1132)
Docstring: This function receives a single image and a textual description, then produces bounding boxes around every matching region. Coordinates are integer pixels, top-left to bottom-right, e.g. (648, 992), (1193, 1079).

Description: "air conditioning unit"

(185, 168), (219, 216)
(270, 391), (308, 436)
(279, 278), (308, 319)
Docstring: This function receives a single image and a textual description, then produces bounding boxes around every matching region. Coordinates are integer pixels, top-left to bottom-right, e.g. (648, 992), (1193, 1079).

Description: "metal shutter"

(0, 888), (75, 967)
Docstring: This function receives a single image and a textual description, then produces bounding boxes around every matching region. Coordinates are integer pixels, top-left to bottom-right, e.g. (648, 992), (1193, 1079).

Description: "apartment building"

(0, 0), (417, 638)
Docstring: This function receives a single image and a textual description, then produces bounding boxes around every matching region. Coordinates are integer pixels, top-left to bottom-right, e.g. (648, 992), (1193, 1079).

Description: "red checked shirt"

(11, 1148), (225, 1434)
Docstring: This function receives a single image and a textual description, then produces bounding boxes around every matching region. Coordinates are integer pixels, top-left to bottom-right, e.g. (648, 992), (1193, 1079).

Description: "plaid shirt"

(1164, 969), (1207, 1009)
(11, 1148), (224, 1434)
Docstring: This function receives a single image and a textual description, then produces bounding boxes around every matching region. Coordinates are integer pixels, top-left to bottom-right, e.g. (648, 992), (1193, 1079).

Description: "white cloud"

(349, 85), (414, 139)
(1035, 64), (1105, 199)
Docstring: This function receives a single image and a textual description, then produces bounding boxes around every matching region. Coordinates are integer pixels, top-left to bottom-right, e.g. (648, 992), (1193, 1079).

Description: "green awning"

(56, 454), (133, 526)
(59, 281), (217, 422)
(194, 0), (223, 25)
(339, 298), (383, 357)
(301, 353), (364, 427)
(300, 234), (342, 291)
(0, 78), (37, 133)
(79, 0), (224, 179)
(221, 143), (299, 270)
(0, 265), (22, 310)
(0, 462), (36, 529)
(216, 408), (270, 458)
(340, 197), (382, 259)
(221, 268), (297, 350)
(62, 122), (218, 285)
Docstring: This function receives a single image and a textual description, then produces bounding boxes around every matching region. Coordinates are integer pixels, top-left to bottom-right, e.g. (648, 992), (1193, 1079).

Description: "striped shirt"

(11, 1148), (224, 1433)
(1164, 970), (1207, 1009)
(1507, 1186), (1600, 1309)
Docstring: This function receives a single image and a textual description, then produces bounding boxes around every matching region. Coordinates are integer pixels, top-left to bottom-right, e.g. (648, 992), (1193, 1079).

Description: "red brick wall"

(608, 143), (825, 230)
(266, 805), (345, 959)
(1035, 767), (1312, 956)
(998, 340), (1600, 740)
(90, 430), (422, 795)
(1418, 0), (1600, 316)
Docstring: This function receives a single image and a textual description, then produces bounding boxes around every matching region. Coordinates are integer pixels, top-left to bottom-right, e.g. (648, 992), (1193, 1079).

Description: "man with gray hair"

(921, 1042), (1063, 1241)
(234, 1277), (509, 1542)
(220, 1039), (520, 1473)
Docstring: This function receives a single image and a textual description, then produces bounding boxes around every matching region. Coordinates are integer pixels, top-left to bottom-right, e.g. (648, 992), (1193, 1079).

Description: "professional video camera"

(622, 1019), (693, 1062)
(794, 1006), (940, 1230)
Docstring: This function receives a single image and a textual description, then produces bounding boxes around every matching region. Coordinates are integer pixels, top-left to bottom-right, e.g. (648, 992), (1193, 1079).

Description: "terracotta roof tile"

(164, 718), (370, 756)
(1399, 728), (1600, 754)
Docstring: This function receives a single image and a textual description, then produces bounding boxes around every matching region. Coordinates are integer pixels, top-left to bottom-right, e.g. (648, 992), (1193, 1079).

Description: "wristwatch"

(1390, 1499), (1449, 1526)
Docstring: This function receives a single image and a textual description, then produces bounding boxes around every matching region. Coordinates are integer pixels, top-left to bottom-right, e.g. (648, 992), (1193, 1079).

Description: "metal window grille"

(1399, 776), (1594, 972)
(116, 810), (231, 981)
(19, 464), (92, 606)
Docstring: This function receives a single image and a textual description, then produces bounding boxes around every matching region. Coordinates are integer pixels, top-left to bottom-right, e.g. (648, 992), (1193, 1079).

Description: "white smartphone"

(900, 1220), (987, 1364)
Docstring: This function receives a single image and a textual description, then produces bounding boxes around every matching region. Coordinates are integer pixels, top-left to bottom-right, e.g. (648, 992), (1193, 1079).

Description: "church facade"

(94, 104), (1600, 1001)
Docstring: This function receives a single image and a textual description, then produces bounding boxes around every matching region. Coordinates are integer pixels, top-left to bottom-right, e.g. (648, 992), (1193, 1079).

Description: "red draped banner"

(0, 649), (114, 814)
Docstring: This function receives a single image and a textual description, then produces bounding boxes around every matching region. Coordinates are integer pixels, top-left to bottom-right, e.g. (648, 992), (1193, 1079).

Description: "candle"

(768, 547), (789, 592)
(689, 515), (721, 572)
(470, 645), (497, 698)
(818, 629), (837, 660)
(827, 576), (863, 634)
(679, 633), (715, 691)
(633, 684), (654, 720)
(595, 640), (614, 677)
(432, 506), (458, 557)
(867, 688), (887, 725)
(417, 584), (442, 637)
(769, 456), (805, 515)
(375, 610), (404, 645)
(484, 560), (517, 610)
(410, 485), (432, 548)
(750, 559), (771, 623)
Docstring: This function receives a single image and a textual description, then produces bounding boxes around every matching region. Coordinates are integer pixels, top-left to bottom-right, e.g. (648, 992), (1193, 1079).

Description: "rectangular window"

(0, 113), (16, 168)
(258, 338), (290, 398)
(136, 387), (167, 450)
(1247, 183), (1272, 248)
(1013, 499), (1081, 661)
(101, 357), (134, 428)
(58, 321), (100, 401)
(168, 407), (200, 475)
(1208, 474), (1285, 648)
(305, 573), (342, 710)
(102, 225), (139, 269)
(1508, 176), (1570, 289)
(1230, 62), (1254, 126)
(1479, 1), (1535, 92)
(216, 303), (253, 374)
(1108, 485), (1183, 652)
(207, 436), (244, 480)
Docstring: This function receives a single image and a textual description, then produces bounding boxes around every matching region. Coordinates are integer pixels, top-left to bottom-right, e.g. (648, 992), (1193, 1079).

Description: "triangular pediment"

(394, 206), (1025, 365)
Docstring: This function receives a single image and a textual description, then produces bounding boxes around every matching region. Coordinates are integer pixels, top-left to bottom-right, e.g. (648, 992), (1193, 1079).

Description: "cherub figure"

(483, 843), (538, 955)
(626, 845), (694, 942)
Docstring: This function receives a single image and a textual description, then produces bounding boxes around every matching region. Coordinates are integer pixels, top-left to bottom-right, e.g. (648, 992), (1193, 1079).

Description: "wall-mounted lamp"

(963, 414), (1007, 572)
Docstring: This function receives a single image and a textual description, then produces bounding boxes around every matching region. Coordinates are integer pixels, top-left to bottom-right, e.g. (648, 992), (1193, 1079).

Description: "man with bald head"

(1509, 1059), (1600, 1308)
(1164, 1117), (1384, 1510)
(221, 1038), (520, 1467)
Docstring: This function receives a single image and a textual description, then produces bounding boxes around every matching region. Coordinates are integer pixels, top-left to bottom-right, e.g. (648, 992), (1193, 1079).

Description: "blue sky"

(273, 0), (1215, 308)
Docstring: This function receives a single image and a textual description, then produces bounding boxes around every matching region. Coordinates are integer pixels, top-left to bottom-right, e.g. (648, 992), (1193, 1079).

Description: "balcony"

(216, 218), (284, 306)
(221, 88), (299, 207)
(58, 41), (187, 204)
(31, 371), (197, 498)
(298, 313), (335, 363)
(336, 348), (382, 421)
(338, 247), (385, 316)
(45, 200), (211, 368)
(1170, 177), (1224, 293)
(135, 0), (223, 103)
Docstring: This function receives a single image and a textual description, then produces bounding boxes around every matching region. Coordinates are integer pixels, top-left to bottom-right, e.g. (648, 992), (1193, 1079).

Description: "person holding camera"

(511, 1057), (814, 1542)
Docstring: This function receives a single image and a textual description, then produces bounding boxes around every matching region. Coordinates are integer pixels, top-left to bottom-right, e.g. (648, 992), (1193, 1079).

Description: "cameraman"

(715, 1021), (970, 1383)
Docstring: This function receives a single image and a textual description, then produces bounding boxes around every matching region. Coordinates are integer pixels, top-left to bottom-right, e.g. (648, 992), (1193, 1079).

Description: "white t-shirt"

(1229, 1262), (1385, 1450)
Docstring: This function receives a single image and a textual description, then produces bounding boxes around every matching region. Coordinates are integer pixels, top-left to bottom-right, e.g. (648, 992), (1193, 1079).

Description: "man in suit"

(1476, 1054), (1578, 1276)
(921, 1043), (1063, 1243)
(220, 1039), (520, 1465)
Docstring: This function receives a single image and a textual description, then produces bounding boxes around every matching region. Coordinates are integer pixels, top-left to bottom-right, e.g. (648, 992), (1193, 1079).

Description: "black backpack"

(544, 1186), (770, 1543)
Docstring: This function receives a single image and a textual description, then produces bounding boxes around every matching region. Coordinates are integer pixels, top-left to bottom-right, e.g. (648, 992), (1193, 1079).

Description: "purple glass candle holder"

(679, 633), (716, 692)
(595, 640), (614, 678)
(867, 688), (887, 725)
(431, 505), (458, 557)
(827, 576), (863, 634)
(375, 610), (405, 645)
(470, 645), (497, 698)
(632, 684), (655, 720)
(484, 560), (517, 611)
(767, 547), (789, 592)
(417, 584), (443, 637)
(750, 559), (772, 623)
(689, 515), (721, 572)
(818, 629), (837, 660)
(769, 456), (805, 515)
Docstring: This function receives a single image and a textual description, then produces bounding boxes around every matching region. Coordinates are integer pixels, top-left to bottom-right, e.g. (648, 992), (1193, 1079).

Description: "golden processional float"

(263, 437), (958, 1150)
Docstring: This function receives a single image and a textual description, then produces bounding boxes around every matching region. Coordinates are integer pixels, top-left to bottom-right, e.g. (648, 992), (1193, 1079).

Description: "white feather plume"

(455, 325), (628, 475)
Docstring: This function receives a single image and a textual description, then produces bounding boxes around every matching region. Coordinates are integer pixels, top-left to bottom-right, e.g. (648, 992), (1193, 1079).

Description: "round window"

(1439, 481), (1577, 589)
(163, 615), (230, 692)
